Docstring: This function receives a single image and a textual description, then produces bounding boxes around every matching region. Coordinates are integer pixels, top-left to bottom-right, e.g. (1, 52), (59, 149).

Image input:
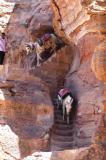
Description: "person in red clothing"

(0, 32), (7, 65)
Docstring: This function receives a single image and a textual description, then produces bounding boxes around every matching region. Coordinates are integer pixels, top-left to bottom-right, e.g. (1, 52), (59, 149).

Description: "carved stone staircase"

(50, 98), (77, 151)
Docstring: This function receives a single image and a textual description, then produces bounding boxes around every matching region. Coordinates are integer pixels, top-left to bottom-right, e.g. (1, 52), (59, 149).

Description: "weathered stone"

(75, 144), (105, 160)
(0, 0), (106, 159)
(91, 41), (106, 82)
(3, 0), (53, 65)
(51, 0), (106, 159)
(0, 67), (54, 158)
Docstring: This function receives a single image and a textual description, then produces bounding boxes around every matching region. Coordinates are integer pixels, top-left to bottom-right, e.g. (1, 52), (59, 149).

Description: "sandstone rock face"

(0, 1), (74, 158)
(0, 67), (54, 159)
(0, 0), (106, 160)
(51, 0), (106, 159)
(5, 0), (53, 64)
(51, 0), (106, 44)
(0, 0), (15, 32)
(0, 1), (54, 159)
(91, 41), (106, 82)
(30, 45), (73, 95)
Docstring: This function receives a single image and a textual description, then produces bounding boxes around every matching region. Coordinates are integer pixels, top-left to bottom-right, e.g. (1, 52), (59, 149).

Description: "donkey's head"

(25, 42), (35, 55)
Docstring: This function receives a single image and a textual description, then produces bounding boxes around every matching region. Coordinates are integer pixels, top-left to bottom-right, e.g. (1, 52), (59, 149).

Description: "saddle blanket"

(58, 88), (71, 98)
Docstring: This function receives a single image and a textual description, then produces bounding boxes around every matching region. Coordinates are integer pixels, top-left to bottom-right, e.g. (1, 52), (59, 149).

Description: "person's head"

(1, 32), (6, 39)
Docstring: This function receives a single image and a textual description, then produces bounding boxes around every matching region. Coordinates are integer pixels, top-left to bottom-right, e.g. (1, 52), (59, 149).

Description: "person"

(0, 32), (8, 82)
(0, 32), (7, 65)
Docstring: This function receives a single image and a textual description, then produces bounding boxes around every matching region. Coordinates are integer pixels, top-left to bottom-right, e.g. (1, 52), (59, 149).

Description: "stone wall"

(51, 0), (106, 159)
(4, 0), (53, 64)
(0, 0), (106, 159)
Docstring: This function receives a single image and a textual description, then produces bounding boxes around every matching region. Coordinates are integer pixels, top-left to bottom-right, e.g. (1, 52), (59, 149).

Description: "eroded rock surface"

(0, 0), (54, 159)
(0, 67), (54, 159)
(0, 0), (106, 160)
(51, 0), (106, 159)
(91, 41), (106, 82)
(4, 0), (53, 64)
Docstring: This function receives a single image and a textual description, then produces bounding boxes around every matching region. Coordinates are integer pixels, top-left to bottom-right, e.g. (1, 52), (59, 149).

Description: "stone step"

(52, 128), (74, 136)
(54, 114), (64, 120)
(0, 82), (14, 89)
(55, 114), (75, 121)
(54, 118), (74, 124)
(51, 143), (76, 151)
(77, 138), (92, 148)
(54, 109), (63, 115)
(51, 140), (75, 149)
(51, 134), (74, 142)
(53, 124), (74, 131)
(53, 123), (75, 130)
(50, 145), (64, 151)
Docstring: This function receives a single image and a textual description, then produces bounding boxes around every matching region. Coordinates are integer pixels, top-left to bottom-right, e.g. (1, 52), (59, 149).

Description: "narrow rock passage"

(50, 92), (102, 151)
(50, 98), (77, 151)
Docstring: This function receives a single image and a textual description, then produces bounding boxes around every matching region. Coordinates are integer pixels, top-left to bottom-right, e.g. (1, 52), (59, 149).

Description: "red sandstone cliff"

(51, 0), (106, 160)
(0, 0), (106, 160)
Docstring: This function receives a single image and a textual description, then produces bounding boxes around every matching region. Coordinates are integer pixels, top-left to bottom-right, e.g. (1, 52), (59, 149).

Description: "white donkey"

(57, 94), (73, 124)
(25, 42), (44, 66)
(25, 34), (57, 66)
(62, 95), (73, 124)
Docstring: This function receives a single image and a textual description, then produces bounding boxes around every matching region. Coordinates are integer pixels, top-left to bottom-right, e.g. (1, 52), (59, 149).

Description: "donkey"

(62, 95), (73, 124)
(57, 88), (73, 124)
(25, 42), (44, 66)
(25, 33), (57, 66)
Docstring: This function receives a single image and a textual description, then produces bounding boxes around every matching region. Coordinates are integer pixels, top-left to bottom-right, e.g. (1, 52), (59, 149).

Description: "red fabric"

(58, 88), (70, 97)
(41, 33), (51, 42)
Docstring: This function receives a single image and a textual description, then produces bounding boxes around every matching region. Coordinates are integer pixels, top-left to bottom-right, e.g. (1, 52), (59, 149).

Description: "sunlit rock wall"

(51, 0), (106, 159)
(0, 68), (54, 159)
(0, 1), (54, 159)
(0, 0), (15, 32)
(0, 0), (106, 159)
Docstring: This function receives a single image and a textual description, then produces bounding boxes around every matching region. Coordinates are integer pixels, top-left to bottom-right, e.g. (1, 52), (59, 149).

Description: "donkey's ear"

(25, 43), (30, 47)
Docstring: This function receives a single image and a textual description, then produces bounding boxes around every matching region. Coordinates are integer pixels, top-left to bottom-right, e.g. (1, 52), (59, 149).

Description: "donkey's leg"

(57, 96), (62, 109)
(36, 54), (42, 66)
(55, 98), (59, 109)
(63, 103), (65, 121)
(66, 105), (71, 124)
(67, 113), (70, 125)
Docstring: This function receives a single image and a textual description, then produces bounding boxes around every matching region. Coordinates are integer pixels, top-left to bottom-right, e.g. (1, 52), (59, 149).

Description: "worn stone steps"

(50, 145), (64, 151)
(54, 113), (63, 119)
(52, 128), (74, 136)
(51, 134), (74, 142)
(53, 123), (74, 130)
(55, 114), (75, 121)
(77, 139), (92, 148)
(51, 138), (75, 148)
(0, 82), (14, 89)
(51, 143), (75, 151)
(54, 118), (74, 124)
(50, 96), (76, 151)
(54, 109), (63, 115)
